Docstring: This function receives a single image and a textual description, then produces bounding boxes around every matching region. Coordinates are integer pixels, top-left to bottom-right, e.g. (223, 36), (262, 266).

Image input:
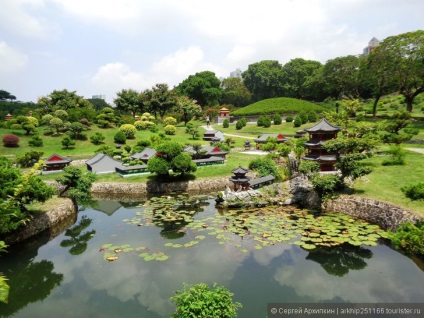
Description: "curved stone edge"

(323, 195), (423, 232)
(2, 199), (76, 245)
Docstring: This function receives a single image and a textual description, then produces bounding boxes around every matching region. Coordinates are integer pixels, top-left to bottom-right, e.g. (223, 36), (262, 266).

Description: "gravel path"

(406, 148), (424, 154)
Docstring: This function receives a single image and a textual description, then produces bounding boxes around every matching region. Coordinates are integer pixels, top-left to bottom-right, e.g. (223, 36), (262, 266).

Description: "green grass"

(232, 97), (326, 116)
(353, 149), (424, 217)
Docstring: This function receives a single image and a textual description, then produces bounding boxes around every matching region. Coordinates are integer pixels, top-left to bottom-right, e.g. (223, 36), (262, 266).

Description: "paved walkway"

(406, 148), (424, 154)
(201, 125), (256, 139)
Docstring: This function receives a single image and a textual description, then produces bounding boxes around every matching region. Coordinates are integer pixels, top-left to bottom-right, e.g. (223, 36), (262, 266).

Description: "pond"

(1, 195), (423, 318)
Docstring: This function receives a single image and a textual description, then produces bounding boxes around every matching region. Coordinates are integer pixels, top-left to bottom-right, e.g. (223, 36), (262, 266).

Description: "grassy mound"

(232, 97), (326, 116)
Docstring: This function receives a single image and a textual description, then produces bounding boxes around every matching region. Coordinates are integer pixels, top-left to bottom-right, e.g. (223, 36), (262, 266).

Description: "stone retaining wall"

(324, 195), (423, 231)
(3, 199), (76, 245)
(90, 177), (231, 194)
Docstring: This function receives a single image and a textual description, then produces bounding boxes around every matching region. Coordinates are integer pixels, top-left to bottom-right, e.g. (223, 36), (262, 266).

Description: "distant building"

(92, 94), (106, 100)
(363, 37), (380, 55)
(230, 68), (242, 79)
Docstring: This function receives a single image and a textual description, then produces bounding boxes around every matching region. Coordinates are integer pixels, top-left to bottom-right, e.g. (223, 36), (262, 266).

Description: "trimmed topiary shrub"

(273, 114), (282, 125)
(293, 116), (302, 127)
(299, 111), (308, 124)
(390, 221), (424, 256)
(307, 111), (317, 122)
(285, 116), (293, 122)
(223, 119), (229, 128)
(90, 132), (105, 145)
(257, 116), (265, 127)
(2, 134), (20, 147)
(163, 116), (177, 125)
(28, 135), (43, 147)
(164, 124), (177, 135)
(114, 131), (127, 144)
(401, 182), (424, 201)
(263, 116), (271, 128)
(235, 120), (244, 130)
(119, 124), (137, 139)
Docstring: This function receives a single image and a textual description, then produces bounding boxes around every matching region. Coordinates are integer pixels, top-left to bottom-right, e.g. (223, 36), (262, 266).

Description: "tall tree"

(281, 58), (322, 99)
(0, 90), (16, 101)
(220, 77), (252, 107)
(321, 55), (361, 99)
(114, 89), (143, 118)
(148, 83), (177, 119)
(242, 60), (284, 101)
(176, 71), (222, 108)
(370, 30), (424, 112)
(37, 89), (92, 111)
(174, 96), (202, 125)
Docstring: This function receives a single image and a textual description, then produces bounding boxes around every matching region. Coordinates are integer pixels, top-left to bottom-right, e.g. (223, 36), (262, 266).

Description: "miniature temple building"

(43, 154), (72, 172)
(4, 113), (13, 121)
(302, 118), (342, 172)
(217, 107), (230, 124)
(229, 166), (250, 191)
(254, 133), (288, 149)
(203, 130), (225, 142)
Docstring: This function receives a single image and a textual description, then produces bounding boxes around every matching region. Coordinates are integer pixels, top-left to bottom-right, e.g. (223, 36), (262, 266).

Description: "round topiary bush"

(164, 124), (177, 135)
(222, 118), (229, 128)
(119, 124), (137, 139)
(293, 116), (302, 127)
(236, 120), (244, 130)
(2, 134), (20, 147)
(273, 114), (282, 125)
(263, 116), (271, 128)
(163, 116), (177, 125)
(114, 131), (127, 144)
(285, 116), (293, 123)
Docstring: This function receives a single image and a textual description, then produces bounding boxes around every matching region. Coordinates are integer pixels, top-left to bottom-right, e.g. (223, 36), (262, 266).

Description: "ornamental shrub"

(235, 120), (244, 130)
(114, 131), (126, 144)
(2, 134), (19, 147)
(390, 221), (424, 256)
(307, 111), (317, 122)
(164, 124), (177, 135)
(257, 116), (265, 127)
(401, 182), (424, 201)
(170, 283), (242, 318)
(119, 124), (137, 139)
(28, 135), (43, 147)
(90, 132), (105, 145)
(239, 117), (247, 127)
(149, 124), (159, 133)
(273, 114), (282, 125)
(285, 116), (293, 122)
(248, 157), (279, 179)
(298, 160), (320, 175)
(223, 119), (229, 128)
(299, 111), (308, 124)
(263, 116), (271, 128)
(293, 116), (302, 127)
(61, 135), (76, 149)
(163, 116), (177, 125)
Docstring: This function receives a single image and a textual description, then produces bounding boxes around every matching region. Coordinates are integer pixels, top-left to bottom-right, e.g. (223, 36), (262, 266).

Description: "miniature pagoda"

(229, 166), (250, 191)
(302, 118), (342, 172)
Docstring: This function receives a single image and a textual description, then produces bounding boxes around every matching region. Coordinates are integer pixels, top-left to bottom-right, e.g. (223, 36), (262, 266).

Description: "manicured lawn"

(353, 149), (424, 217)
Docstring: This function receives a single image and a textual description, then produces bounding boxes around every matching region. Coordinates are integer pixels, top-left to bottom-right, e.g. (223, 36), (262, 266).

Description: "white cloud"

(0, 0), (55, 39)
(0, 41), (28, 73)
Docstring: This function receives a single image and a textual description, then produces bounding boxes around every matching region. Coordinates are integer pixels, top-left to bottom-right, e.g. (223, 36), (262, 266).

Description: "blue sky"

(0, 0), (423, 104)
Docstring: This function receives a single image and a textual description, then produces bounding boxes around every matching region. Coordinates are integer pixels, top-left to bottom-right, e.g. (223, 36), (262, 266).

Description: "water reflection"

(306, 245), (373, 277)
(60, 216), (96, 255)
(0, 236), (63, 317)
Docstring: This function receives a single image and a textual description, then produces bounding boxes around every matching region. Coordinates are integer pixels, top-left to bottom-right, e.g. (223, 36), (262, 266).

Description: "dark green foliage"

(186, 126), (200, 140)
(223, 118), (229, 128)
(235, 120), (244, 130)
(176, 71), (222, 107)
(90, 132), (105, 145)
(16, 151), (44, 168)
(147, 156), (170, 176)
(2, 134), (19, 147)
(257, 116), (265, 127)
(298, 160), (320, 175)
(171, 153), (197, 175)
(307, 110), (318, 122)
(61, 135), (76, 149)
(311, 173), (343, 199)
(239, 117), (247, 127)
(149, 124), (159, 133)
(293, 116), (302, 127)
(248, 157), (279, 179)
(232, 97), (324, 117)
(95, 145), (115, 156)
(401, 183), (424, 201)
(114, 131), (126, 144)
(56, 166), (96, 206)
(28, 135), (43, 147)
(262, 116), (271, 128)
(299, 111), (308, 124)
(273, 114), (282, 125)
(390, 221), (424, 256)
(69, 122), (85, 140)
(382, 145), (406, 166)
(285, 116), (293, 122)
(171, 283), (242, 318)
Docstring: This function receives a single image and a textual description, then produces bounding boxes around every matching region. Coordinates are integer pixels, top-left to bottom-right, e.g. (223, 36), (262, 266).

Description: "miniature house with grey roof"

(302, 118), (342, 171)
(184, 145), (228, 159)
(254, 133), (288, 149)
(203, 130), (225, 142)
(130, 147), (157, 163)
(85, 153), (122, 174)
(43, 154), (72, 172)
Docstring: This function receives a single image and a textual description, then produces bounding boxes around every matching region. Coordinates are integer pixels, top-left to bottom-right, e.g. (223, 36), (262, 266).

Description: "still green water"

(0, 198), (423, 318)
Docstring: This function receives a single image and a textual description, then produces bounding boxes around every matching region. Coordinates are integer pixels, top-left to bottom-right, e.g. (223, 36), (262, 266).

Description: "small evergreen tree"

(114, 131), (127, 144)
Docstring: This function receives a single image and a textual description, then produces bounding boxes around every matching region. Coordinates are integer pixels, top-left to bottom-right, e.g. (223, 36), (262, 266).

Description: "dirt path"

(201, 125), (256, 139)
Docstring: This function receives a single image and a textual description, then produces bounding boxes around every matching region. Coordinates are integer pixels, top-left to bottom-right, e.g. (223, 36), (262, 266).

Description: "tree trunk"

(405, 95), (414, 112)
(372, 95), (380, 119)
